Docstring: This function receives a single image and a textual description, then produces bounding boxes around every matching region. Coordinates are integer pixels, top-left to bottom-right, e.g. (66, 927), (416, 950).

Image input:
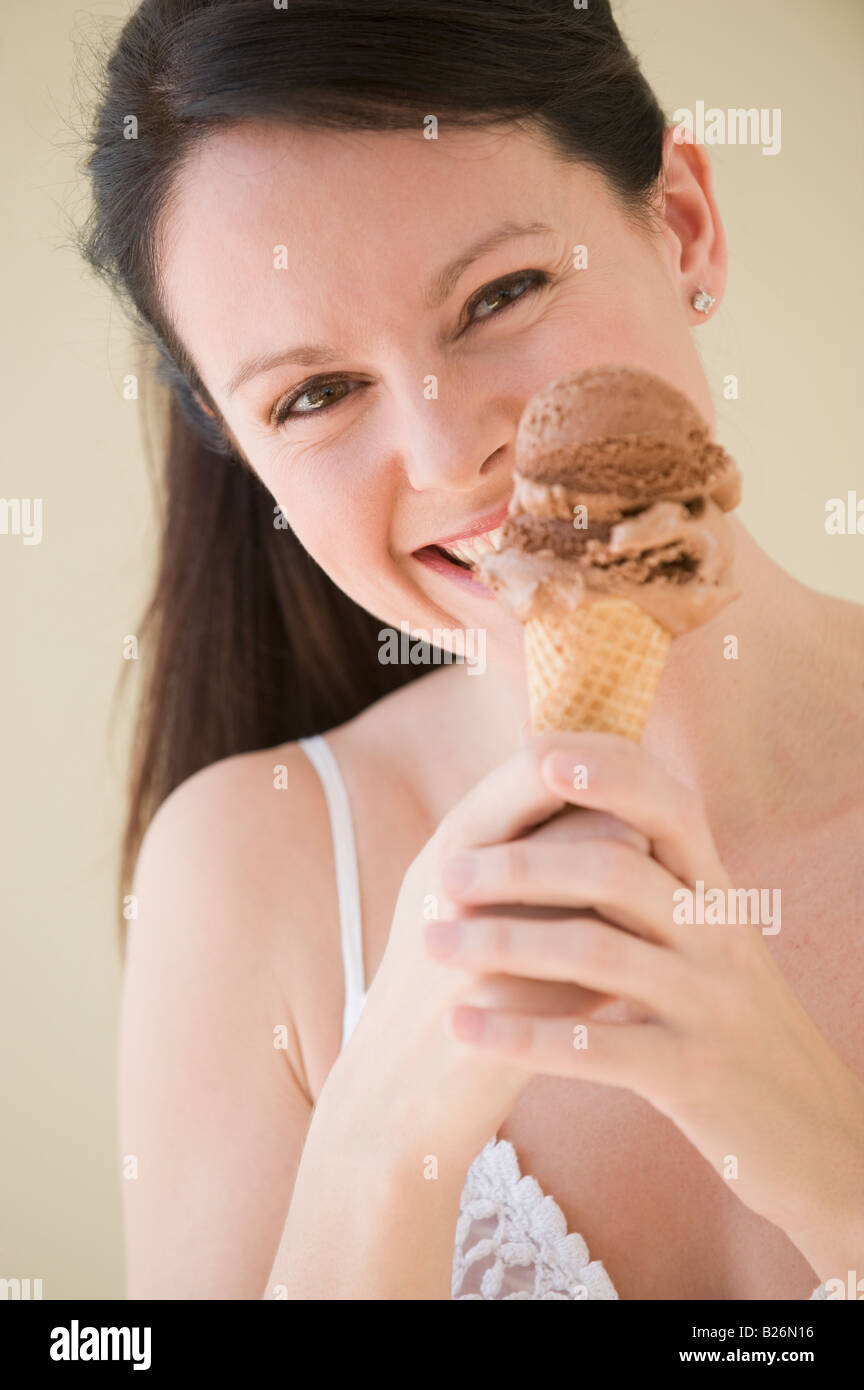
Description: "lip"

(411, 501), (510, 599)
(426, 502), (511, 550)
(413, 544), (497, 596)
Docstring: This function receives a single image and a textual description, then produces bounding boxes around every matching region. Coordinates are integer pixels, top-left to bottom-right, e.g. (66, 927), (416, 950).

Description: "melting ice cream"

(477, 365), (741, 637)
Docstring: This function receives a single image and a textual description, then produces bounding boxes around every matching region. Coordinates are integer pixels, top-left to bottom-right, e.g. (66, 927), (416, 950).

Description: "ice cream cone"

(476, 368), (741, 741)
(523, 596), (671, 740)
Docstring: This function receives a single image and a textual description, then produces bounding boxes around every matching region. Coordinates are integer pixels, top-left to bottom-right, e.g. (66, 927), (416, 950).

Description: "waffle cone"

(524, 597), (671, 740)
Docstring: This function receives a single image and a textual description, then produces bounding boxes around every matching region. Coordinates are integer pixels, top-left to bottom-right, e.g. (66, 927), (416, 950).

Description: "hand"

(424, 732), (864, 1276)
(336, 737), (650, 1170)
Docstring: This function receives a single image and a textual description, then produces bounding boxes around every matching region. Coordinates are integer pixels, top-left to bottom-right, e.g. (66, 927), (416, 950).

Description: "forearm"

(264, 1063), (473, 1300)
(786, 1076), (864, 1287)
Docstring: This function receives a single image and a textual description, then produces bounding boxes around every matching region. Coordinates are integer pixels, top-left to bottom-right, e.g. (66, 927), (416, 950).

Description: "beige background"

(2, 0), (861, 1298)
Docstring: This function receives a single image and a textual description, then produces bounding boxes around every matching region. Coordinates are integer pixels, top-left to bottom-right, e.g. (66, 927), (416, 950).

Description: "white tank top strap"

(297, 734), (368, 1051)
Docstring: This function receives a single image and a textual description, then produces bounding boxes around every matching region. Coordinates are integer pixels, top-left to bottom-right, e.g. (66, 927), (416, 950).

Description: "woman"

(82, 0), (864, 1299)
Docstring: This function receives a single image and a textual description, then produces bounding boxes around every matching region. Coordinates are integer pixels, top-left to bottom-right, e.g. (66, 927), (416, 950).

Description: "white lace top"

(298, 735), (827, 1301)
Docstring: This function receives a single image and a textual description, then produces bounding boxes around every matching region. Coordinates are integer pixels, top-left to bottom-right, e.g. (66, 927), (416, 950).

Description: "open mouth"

(418, 524), (507, 572)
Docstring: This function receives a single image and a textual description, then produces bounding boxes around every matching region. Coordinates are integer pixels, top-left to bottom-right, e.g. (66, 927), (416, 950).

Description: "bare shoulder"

(128, 739), (346, 1105)
(119, 740), (355, 1296)
(134, 739), (330, 910)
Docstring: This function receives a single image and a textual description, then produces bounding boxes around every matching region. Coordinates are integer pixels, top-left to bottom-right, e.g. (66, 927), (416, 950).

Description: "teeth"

(442, 525), (506, 567)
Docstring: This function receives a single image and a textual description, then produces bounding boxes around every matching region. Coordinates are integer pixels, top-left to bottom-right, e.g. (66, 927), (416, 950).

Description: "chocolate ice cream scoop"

(477, 365), (742, 636)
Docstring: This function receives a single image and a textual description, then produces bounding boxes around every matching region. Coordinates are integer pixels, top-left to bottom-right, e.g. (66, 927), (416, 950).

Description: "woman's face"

(160, 121), (725, 651)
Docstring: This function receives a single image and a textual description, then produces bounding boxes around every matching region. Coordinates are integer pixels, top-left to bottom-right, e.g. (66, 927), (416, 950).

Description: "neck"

(641, 520), (808, 828)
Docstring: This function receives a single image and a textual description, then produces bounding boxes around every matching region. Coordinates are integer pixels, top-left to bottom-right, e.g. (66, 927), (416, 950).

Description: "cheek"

(227, 409), (415, 615)
(548, 255), (705, 415)
(563, 257), (675, 342)
(257, 445), (397, 593)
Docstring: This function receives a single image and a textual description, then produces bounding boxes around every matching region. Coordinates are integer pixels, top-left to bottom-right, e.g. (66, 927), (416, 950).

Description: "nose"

(397, 388), (512, 493)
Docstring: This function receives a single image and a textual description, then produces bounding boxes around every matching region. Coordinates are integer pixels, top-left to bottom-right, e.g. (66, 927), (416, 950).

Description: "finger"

(440, 837), (685, 945)
(447, 1004), (668, 1086)
(426, 915), (682, 1015)
(434, 731), (725, 893)
(524, 806), (650, 857)
(534, 732), (726, 888)
(435, 741), (573, 856)
(456, 971), (614, 1018)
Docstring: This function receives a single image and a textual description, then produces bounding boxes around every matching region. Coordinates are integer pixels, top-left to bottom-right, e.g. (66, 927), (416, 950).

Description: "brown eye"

(274, 377), (359, 426)
(295, 381), (350, 412)
(469, 270), (547, 323)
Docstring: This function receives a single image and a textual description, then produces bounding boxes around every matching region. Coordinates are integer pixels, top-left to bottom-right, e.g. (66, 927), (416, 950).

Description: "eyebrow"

(224, 219), (555, 398)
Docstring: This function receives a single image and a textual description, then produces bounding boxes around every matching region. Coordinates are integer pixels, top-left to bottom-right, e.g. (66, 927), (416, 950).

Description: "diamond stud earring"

(692, 288), (716, 314)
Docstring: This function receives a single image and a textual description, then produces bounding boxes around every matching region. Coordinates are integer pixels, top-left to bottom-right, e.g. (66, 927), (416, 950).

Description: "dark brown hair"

(78, 0), (667, 917)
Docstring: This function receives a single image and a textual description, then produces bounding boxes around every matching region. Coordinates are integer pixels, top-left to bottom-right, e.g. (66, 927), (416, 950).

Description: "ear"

(658, 127), (728, 323)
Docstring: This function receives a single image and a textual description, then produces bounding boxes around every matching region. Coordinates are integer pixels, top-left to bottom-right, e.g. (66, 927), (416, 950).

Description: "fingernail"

(441, 854), (477, 894)
(425, 922), (460, 957)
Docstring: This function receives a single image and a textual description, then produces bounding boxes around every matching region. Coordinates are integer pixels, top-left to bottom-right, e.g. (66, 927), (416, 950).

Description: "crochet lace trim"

(452, 1137), (618, 1300)
(451, 1137), (828, 1302)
